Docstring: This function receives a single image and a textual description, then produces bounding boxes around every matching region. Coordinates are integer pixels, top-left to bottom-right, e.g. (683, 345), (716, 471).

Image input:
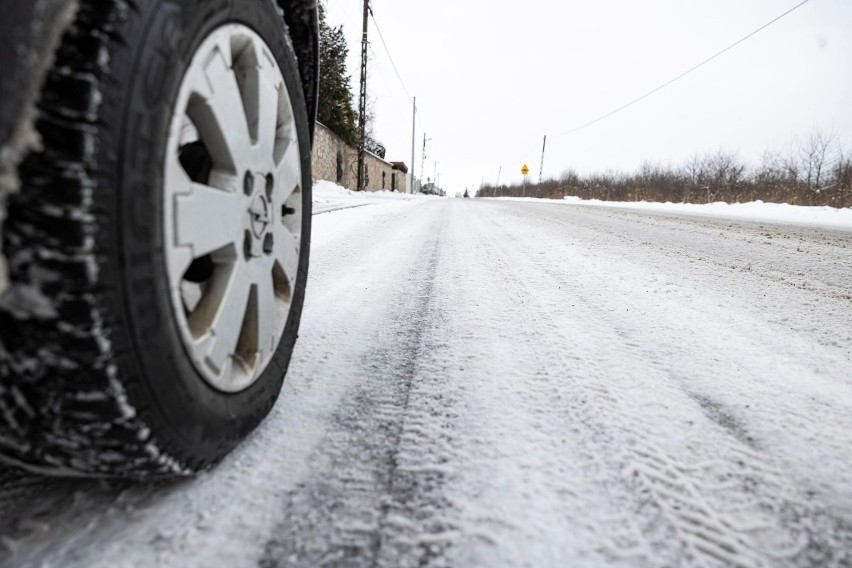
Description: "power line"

(368, 7), (411, 101)
(357, 3), (430, 176)
(556, 0), (814, 137)
(370, 26), (426, 134)
(368, 6), (429, 133)
(367, 43), (397, 94)
(366, 43), (428, 135)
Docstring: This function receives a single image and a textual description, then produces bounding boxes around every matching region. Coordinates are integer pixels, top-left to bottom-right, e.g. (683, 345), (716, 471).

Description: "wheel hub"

(249, 191), (271, 239)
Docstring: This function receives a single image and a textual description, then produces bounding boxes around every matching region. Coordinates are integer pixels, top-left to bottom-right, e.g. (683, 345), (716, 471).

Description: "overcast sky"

(324, 0), (852, 193)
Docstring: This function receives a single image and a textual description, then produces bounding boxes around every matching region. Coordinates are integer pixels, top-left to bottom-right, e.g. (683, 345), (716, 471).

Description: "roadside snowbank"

(313, 180), (434, 214)
(563, 196), (852, 230)
(491, 195), (852, 231)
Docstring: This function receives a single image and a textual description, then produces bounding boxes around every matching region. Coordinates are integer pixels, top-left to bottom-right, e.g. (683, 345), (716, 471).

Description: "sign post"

(521, 163), (529, 197)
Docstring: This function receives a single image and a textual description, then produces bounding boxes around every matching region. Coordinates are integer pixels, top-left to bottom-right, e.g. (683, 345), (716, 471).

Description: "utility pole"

(356, 0), (369, 191)
(420, 133), (430, 184)
(409, 97), (416, 194)
(495, 165), (502, 197)
(539, 134), (547, 183)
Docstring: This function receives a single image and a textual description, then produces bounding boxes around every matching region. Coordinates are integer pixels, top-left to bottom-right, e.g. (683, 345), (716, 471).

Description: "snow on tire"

(0, 0), (312, 478)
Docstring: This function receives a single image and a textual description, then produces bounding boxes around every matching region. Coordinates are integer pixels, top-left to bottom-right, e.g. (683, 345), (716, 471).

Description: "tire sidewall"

(111, 0), (312, 464)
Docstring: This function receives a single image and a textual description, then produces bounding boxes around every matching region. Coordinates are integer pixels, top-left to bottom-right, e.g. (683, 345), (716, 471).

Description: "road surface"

(1, 197), (851, 567)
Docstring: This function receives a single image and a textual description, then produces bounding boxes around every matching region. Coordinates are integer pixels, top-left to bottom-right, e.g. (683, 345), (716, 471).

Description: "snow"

(312, 180), (434, 214)
(2, 193), (851, 566)
(563, 196), (852, 230)
(489, 195), (852, 231)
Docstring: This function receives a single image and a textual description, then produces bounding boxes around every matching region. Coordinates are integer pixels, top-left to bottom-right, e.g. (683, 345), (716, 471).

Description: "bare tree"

(753, 150), (786, 202)
(831, 143), (852, 207)
(798, 131), (836, 200)
(704, 151), (745, 202)
(682, 154), (709, 203)
(478, 135), (852, 208)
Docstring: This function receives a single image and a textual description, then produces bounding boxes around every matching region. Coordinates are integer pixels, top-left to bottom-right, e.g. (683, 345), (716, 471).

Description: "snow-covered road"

(1, 197), (851, 567)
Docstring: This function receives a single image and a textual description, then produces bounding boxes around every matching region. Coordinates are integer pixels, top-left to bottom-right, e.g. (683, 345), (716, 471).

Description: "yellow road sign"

(521, 164), (529, 176)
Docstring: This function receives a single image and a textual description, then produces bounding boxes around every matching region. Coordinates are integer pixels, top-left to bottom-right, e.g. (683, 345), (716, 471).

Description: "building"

(311, 122), (409, 192)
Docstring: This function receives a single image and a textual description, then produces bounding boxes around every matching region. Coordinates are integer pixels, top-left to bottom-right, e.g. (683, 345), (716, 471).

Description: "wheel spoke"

(165, 153), (195, 277)
(175, 183), (244, 259)
(275, 142), (301, 204)
(204, 268), (252, 374)
(255, 272), (277, 364)
(273, 224), (299, 283)
(187, 46), (253, 172)
(256, 73), (281, 157)
(166, 149), (193, 195)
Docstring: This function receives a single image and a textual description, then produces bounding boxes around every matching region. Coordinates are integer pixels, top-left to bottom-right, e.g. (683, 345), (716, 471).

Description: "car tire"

(0, 0), (312, 478)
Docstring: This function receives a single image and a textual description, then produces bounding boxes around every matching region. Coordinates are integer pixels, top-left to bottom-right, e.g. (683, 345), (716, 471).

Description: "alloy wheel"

(164, 24), (303, 393)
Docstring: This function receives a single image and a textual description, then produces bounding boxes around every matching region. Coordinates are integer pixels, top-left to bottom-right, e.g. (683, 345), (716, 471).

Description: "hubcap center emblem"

(249, 193), (271, 238)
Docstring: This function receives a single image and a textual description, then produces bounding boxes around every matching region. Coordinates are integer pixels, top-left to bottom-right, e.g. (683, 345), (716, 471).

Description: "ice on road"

(1, 196), (851, 567)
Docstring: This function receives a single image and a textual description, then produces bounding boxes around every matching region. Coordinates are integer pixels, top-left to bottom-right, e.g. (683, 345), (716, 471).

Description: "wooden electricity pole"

(410, 97), (416, 193)
(356, 0), (369, 191)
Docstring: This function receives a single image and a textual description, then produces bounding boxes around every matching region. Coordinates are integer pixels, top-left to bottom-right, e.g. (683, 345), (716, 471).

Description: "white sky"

(323, 0), (852, 192)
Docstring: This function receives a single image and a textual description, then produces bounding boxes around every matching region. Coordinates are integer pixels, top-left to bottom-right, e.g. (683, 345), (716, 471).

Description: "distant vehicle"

(420, 182), (441, 196)
(0, 0), (319, 478)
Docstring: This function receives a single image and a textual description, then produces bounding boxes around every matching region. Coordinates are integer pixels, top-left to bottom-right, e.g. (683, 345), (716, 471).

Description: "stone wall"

(311, 122), (408, 192)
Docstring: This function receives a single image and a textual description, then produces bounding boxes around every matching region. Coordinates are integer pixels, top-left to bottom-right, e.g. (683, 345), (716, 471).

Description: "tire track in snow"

(260, 212), (459, 567)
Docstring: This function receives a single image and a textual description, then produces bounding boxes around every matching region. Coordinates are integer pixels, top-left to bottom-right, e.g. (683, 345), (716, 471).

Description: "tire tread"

(0, 0), (193, 478)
